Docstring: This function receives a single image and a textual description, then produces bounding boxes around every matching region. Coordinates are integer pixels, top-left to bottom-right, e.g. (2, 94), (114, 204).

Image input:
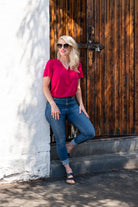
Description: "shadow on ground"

(0, 169), (138, 207)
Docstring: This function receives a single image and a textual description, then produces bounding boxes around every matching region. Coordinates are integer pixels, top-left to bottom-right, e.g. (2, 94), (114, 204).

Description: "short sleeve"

(78, 62), (84, 79)
(43, 60), (53, 78)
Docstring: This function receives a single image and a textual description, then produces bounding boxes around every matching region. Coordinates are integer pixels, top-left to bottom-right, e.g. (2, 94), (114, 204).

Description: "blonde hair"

(57, 35), (80, 71)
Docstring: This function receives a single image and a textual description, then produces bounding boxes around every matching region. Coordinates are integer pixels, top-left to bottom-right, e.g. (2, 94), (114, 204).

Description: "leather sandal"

(66, 172), (75, 184)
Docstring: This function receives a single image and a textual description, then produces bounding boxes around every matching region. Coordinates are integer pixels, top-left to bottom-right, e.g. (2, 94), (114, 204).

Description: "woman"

(43, 35), (95, 184)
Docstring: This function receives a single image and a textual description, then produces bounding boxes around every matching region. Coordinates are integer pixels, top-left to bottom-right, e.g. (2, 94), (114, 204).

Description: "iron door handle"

(78, 25), (104, 52)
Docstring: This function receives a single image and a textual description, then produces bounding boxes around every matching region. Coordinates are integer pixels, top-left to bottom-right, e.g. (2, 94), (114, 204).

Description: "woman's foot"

(66, 172), (75, 184)
(66, 142), (74, 154)
(64, 163), (75, 184)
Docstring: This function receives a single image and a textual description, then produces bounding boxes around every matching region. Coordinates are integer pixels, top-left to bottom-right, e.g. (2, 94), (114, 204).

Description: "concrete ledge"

(51, 151), (138, 178)
(50, 136), (138, 178)
(51, 136), (138, 160)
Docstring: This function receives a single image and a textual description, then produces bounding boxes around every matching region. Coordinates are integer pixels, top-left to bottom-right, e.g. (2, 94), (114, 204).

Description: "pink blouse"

(43, 59), (84, 98)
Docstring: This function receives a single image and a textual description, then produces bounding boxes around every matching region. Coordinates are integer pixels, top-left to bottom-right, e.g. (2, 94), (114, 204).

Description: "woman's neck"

(60, 56), (69, 64)
(59, 56), (70, 69)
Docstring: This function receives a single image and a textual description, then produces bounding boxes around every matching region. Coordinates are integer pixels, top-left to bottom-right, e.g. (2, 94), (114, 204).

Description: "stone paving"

(0, 169), (138, 207)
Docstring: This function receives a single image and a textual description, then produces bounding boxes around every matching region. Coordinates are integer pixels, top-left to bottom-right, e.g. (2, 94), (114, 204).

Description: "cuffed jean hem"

(71, 139), (77, 146)
(62, 158), (69, 165)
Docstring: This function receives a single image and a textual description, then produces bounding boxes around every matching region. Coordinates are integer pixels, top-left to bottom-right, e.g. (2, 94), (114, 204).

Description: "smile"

(61, 50), (66, 53)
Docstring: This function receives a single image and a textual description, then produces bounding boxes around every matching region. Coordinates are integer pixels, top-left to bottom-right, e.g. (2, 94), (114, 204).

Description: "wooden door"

(86, 0), (138, 136)
(50, 0), (138, 141)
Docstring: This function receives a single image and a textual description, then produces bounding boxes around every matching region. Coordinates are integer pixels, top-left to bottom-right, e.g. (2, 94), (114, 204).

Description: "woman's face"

(57, 39), (72, 58)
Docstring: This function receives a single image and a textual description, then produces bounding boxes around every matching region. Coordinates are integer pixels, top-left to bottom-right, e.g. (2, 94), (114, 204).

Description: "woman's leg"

(67, 104), (95, 146)
(45, 102), (69, 164)
(45, 102), (75, 184)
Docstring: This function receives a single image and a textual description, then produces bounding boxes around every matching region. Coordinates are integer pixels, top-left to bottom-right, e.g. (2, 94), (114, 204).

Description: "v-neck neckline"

(58, 59), (70, 70)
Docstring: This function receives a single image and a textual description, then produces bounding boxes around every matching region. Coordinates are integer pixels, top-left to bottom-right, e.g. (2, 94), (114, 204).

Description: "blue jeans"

(45, 96), (95, 165)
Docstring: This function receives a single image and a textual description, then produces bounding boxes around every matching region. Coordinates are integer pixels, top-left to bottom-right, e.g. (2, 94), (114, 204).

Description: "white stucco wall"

(0, 0), (50, 183)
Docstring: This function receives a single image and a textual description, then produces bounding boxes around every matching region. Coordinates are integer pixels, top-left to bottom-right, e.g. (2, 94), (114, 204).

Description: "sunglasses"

(57, 43), (70, 49)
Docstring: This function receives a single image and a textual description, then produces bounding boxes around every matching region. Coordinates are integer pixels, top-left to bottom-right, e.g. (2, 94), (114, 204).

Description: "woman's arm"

(43, 77), (60, 120)
(75, 79), (90, 118)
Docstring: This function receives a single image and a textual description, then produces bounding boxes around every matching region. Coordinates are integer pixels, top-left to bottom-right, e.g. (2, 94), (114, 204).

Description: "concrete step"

(51, 136), (138, 160)
(51, 151), (138, 178)
(50, 136), (138, 178)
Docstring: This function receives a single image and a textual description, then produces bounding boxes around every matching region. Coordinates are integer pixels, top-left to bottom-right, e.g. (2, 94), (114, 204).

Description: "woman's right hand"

(50, 102), (61, 120)
(43, 77), (61, 119)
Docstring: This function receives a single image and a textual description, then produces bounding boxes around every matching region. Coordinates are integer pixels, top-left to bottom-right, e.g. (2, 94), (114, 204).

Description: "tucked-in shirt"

(43, 58), (84, 98)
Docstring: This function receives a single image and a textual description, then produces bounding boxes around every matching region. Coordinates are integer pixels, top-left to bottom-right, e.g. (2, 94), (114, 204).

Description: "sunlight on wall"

(0, 0), (50, 183)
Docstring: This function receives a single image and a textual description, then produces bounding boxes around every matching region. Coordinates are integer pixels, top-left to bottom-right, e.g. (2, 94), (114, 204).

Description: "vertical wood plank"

(58, 0), (62, 37)
(114, 0), (117, 134)
(126, 0), (130, 134)
(119, 0), (123, 135)
(77, 0), (81, 42)
(87, 0), (95, 126)
(50, 0), (57, 59)
(57, 0), (60, 39)
(100, 0), (106, 135)
(121, 0), (127, 135)
(65, 0), (71, 36)
(108, 0), (115, 135)
(115, 0), (122, 135)
(65, 0), (68, 35)
(135, 0), (138, 134)
(94, 0), (101, 135)
(80, 0), (87, 107)
(80, 0), (86, 43)
(72, 0), (76, 39)
(68, 0), (73, 36)
(129, 0), (135, 134)
(60, 0), (66, 36)
(105, 0), (110, 135)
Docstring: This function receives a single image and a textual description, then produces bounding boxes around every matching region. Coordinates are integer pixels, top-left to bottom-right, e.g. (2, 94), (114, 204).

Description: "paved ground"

(0, 169), (138, 207)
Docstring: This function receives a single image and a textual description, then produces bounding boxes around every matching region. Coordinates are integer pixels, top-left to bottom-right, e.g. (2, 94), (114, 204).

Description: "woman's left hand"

(79, 103), (90, 118)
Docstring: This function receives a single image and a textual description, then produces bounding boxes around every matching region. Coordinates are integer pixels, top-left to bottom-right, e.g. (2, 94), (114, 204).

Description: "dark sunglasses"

(57, 43), (70, 49)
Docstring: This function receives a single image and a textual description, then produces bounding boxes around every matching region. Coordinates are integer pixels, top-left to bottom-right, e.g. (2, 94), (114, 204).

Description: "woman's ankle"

(64, 164), (72, 174)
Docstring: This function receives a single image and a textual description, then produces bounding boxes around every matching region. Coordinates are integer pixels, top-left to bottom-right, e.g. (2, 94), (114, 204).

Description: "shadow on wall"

(13, 0), (50, 179)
